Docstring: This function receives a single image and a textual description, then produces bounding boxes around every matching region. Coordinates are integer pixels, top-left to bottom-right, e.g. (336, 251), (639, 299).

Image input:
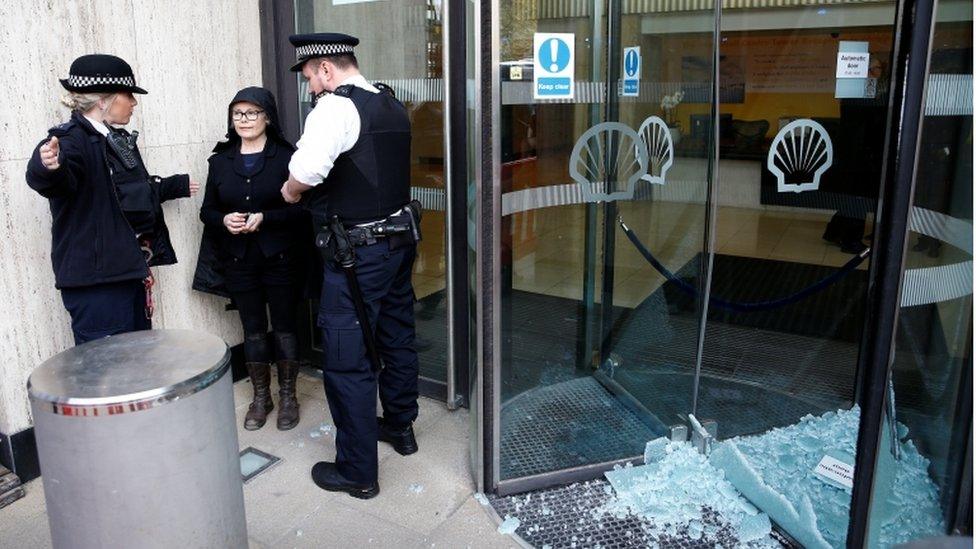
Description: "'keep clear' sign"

(534, 33), (575, 100)
(622, 47), (641, 97)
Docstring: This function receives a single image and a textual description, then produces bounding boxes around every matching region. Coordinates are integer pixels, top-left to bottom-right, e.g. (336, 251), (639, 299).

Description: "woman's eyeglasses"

(232, 110), (265, 122)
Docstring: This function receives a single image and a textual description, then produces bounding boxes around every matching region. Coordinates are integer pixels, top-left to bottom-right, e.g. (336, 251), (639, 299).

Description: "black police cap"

(59, 54), (147, 95)
(288, 32), (359, 72)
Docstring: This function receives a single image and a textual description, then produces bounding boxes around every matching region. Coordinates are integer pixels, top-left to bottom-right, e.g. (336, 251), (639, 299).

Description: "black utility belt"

(346, 213), (415, 247)
(315, 201), (423, 263)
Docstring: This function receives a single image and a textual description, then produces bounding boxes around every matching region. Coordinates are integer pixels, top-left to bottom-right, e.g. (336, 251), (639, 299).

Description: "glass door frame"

(262, 0), (472, 407)
(474, 0), (723, 498)
(846, 0), (966, 544)
(471, 0), (969, 545)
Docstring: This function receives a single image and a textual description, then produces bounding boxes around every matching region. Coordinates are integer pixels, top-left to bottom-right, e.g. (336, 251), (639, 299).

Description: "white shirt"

(84, 115), (110, 137)
(288, 74), (379, 186)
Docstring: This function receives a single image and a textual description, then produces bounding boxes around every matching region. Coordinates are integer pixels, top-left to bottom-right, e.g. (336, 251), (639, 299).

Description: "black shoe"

(310, 462), (379, 500)
(378, 417), (418, 456)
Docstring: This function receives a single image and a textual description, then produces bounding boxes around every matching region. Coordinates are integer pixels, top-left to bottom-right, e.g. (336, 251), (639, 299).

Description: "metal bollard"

(28, 330), (247, 549)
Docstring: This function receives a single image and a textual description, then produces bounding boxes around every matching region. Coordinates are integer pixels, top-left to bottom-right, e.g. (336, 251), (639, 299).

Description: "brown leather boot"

(276, 359), (300, 430)
(244, 362), (274, 431)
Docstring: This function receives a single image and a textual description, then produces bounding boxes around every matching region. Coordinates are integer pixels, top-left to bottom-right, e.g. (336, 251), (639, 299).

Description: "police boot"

(378, 417), (418, 455)
(311, 461), (379, 500)
(244, 334), (273, 431)
(275, 332), (300, 431)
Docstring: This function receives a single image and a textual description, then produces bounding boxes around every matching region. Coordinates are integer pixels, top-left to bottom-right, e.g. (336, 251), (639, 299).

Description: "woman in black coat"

(195, 87), (308, 431)
(26, 54), (198, 345)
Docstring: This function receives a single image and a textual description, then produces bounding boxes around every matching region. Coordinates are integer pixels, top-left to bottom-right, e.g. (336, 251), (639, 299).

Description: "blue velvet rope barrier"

(618, 217), (871, 313)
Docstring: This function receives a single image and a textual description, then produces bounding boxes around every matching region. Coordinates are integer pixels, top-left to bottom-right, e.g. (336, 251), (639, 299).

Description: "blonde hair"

(60, 92), (110, 113)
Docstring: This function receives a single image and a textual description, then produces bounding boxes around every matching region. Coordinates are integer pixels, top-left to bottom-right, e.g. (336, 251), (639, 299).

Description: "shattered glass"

(491, 478), (790, 548)
(498, 515), (522, 535)
(712, 406), (945, 548)
(602, 441), (779, 547)
(488, 407), (944, 548)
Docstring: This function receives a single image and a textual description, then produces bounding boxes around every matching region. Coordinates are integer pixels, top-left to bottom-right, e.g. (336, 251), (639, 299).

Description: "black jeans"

(232, 284), (298, 338)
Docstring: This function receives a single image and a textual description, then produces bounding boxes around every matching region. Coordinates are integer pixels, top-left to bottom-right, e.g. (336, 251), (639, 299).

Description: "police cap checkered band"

(67, 74), (137, 88)
(296, 43), (355, 60)
(60, 54), (148, 93)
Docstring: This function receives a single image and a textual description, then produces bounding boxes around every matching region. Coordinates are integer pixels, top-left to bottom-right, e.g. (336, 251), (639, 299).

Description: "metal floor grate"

(501, 377), (658, 479)
(489, 479), (796, 548)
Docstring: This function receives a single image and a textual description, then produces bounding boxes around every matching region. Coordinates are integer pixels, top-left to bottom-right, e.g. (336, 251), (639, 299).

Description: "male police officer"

(281, 33), (420, 500)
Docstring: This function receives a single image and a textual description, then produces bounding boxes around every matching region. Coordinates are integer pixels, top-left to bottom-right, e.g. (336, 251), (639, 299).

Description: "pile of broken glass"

(594, 406), (945, 548)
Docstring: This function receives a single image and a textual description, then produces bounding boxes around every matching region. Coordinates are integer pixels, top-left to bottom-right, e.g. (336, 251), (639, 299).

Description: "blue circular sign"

(538, 38), (571, 74)
(625, 50), (639, 77)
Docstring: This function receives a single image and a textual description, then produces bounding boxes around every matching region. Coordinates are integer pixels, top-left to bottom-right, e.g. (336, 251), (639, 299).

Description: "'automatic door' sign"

(622, 47), (640, 97)
(534, 33), (575, 100)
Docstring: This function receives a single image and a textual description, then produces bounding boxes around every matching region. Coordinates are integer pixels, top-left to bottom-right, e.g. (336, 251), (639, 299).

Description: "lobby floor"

(0, 372), (519, 549)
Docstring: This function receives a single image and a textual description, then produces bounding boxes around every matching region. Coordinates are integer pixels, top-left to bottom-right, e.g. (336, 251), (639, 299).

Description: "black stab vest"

(106, 128), (156, 236)
(306, 83), (411, 227)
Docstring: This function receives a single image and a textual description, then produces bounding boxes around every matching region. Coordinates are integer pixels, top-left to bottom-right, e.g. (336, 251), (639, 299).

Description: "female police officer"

(195, 87), (306, 431)
(26, 54), (199, 345)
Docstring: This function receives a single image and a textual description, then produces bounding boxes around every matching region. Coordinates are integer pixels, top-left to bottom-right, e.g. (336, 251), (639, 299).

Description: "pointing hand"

(40, 137), (61, 171)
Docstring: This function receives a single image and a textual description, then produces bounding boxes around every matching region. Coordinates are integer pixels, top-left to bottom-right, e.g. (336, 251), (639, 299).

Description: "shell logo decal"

(570, 122), (650, 203)
(768, 119), (834, 194)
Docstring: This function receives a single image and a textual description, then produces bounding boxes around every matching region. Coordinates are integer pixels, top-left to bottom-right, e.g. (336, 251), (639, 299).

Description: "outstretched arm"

(26, 135), (85, 199)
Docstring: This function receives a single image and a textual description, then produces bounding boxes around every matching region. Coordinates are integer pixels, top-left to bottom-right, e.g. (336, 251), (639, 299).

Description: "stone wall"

(0, 0), (262, 435)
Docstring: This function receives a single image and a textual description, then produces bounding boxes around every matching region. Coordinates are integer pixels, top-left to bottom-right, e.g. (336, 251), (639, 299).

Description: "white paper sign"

(836, 52), (870, 79)
(533, 33), (575, 100)
(813, 454), (855, 489)
(622, 47), (641, 97)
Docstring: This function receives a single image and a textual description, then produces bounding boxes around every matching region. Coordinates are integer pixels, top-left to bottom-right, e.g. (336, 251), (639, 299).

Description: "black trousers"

(319, 238), (420, 484)
(60, 279), (150, 345)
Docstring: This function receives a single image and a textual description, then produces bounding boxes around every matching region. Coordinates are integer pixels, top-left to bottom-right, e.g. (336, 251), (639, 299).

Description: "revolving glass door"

(482, 0), (968, 544)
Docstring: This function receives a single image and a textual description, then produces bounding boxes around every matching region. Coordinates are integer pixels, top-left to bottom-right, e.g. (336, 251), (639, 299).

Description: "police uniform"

(287, 33), (420, 499)
(26, 54), (192, 345)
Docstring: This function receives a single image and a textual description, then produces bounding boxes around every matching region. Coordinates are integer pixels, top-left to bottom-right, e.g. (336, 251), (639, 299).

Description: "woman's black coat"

(192, 87), (310, 298)
(192, 139), (308, 297)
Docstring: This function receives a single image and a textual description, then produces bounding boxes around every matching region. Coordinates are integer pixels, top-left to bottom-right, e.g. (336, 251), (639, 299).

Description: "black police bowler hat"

(288, 32), (359, 72)
(59, 54), (148, 95)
